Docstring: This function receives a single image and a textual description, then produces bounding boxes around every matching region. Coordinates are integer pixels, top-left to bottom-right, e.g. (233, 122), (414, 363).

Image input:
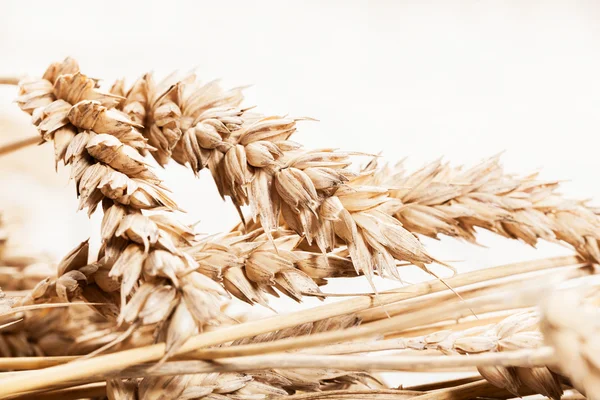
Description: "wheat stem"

(188, 270), (572, 360)
(411, 379), (532, 400)
(274, 388), (423, 399)
(224, 263), (591, 360)
(0, 136), (40, 157)
(0, 356), (75, 370)
(95, 347), (557, 378)
(0, 76), (19, 85)
(386, 308), (528, 339)
(403, 376), (481, 391)
(15, 383), (106, 400)
(361, 262), (586, 323)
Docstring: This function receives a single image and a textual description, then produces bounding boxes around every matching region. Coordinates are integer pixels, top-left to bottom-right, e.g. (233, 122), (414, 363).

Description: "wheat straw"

(0, 136), (41, 157)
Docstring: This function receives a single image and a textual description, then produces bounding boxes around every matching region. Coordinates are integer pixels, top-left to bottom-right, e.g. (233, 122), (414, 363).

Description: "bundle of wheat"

(0, 58), (597, 400)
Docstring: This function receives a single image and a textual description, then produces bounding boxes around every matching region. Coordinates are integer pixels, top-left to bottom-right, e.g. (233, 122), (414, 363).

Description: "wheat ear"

(366, 156), (600, 264)
(15, 58), (232, 358)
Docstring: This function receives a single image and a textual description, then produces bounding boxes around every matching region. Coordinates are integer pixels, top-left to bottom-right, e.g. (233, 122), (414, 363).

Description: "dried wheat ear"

(6, 57), (600, 400)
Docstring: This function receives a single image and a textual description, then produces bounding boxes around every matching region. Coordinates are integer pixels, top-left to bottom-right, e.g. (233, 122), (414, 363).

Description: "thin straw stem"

(411, 379), (534, 400)
(188, 264), (588, 360)
(0, 136), (40, 157)
(402, 376), (481, 391)
(104, 347), (556, 377)
(0, 76), (19, 85)
(14, 383), (106, 400)
(386, 308), (528, 339)
(0, 356), (76, 370)
(275, 389), (423, 399)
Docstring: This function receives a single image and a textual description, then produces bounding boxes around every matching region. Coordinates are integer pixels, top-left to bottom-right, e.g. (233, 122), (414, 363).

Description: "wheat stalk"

(102, 315), (372, 400)
(0, 136), (41, 158)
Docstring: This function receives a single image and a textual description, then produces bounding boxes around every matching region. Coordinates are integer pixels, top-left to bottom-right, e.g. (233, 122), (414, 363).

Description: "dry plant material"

(112, 63), (600, 279)
(111, 68), (442, 285)
(400, 310), (563, 399)
(106, 315), (375, 400)
(0, 136), (41, 158)
(368, 157), (600, 263)
(15, 58), (235, 357)
(0, 220), (132, 359)
(0, 219), (73, 357)
(541, 287), (600, 399)
(2, 57), (599, 400)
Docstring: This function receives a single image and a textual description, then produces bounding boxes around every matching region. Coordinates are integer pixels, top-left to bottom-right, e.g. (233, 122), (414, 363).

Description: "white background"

(1, 0), (599, 387)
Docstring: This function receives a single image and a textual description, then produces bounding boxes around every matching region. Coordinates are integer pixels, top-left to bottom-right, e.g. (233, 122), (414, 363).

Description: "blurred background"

(0, 0), (599, 386)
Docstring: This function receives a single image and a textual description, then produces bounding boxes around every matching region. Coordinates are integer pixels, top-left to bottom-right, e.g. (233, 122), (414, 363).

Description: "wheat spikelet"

(188, 228), (358, 307)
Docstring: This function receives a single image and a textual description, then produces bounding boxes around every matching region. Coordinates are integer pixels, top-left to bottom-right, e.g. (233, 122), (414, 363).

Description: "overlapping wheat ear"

(13, 57), (449, 363)
(18, 58), (600, 296)
(108, 61), (600, 268)
(0, 228), (124, 359)
(0, 211), (370, 398)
